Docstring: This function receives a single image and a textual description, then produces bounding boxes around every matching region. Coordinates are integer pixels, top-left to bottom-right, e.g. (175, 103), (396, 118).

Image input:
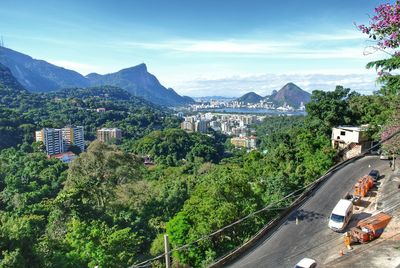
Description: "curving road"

(228, 156), (390, 268)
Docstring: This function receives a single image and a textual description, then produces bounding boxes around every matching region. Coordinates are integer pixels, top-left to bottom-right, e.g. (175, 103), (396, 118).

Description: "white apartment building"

(35, 128), (64, 156)
(221, 122), (231, 133)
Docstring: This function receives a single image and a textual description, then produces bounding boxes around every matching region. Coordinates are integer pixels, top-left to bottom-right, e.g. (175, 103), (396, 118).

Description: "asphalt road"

(228, 156), (389, 268)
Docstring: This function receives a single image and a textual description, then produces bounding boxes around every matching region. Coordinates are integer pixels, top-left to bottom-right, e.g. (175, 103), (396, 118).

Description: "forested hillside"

(1, 1), (400, 267)
(0, 81), (397, 267)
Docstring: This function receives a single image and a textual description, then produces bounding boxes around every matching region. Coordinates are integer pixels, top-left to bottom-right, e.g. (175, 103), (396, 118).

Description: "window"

(340, 131), (346, 136)
(330, 214), (344, 223)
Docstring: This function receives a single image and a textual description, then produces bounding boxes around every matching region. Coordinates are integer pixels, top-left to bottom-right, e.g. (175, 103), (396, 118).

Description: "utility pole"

(164, 234), (171, 268)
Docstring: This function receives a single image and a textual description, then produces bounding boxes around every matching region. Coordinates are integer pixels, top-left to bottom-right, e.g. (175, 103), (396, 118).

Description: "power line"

(131, 204), (295, 268)
(129, 129), (400, 268)
(238, 147), (400, 266)
(130, 181), (317, 268)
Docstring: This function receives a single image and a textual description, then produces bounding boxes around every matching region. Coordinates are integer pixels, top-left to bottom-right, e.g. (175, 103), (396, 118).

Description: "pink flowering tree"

(381, 118), (400, 154)
(359, 2), (400, 154)
(358, 1), (400, 95)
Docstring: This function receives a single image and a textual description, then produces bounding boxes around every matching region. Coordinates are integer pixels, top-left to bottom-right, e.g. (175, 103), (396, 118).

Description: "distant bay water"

(198, 108), (307, 116)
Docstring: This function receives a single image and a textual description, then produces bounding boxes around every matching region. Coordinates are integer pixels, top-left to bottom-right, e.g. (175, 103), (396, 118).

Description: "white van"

(328, 199), (353, 232)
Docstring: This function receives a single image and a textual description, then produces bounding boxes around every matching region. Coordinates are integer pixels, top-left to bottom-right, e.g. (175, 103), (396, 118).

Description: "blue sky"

(0, 0), (393, 97)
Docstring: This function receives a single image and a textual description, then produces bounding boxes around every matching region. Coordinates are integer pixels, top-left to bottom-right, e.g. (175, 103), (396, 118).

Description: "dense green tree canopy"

(129, 128), (225, 166)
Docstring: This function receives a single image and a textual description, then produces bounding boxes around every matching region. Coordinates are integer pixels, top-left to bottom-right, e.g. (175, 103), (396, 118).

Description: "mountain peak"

(86, 63), (194, 106)
(269, 82), (310, 108)
(236, 91), (263, 104)
(282, 82), (301, 90)
(123, 63), (147, 73)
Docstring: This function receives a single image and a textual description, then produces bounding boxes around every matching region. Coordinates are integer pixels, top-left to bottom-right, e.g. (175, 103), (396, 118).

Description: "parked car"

(294, 258), (317, 268)
(368, 169), (380, 183)
(329, 199), (353, 232)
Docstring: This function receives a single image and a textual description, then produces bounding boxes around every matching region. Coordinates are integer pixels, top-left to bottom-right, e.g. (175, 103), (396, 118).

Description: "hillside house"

(331, 126), (373, 159)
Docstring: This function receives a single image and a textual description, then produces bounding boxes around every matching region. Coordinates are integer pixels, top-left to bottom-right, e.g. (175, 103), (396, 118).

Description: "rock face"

(0, 46), (89, 92)
(0, 46), (194, 106)
(236, 92), (263, 104)
(86, 64), (194, 106)
(0, 62), (26, 91)
(268, 82), (311, 108)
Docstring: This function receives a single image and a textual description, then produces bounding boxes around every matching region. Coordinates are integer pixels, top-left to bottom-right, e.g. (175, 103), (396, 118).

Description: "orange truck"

(349, 212), (392, 244)
(353, 175), (374, 198)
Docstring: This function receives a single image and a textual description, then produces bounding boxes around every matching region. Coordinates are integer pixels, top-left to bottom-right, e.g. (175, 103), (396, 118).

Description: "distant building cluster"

(180, 112), (263, 150)
(181, 113), (263, 136)
(97, 128), (122, 142)
(187, 99), (305, 112)
(35, 126), (85, 159)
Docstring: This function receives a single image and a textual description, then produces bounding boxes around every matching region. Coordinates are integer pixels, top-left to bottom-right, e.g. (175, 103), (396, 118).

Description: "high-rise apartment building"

(97, 128), (122, 142)
(62, 126), (85, 152)
(36, 126), (85, 156)
(35, 128), (64, 155)
(195, 120), (209, 133)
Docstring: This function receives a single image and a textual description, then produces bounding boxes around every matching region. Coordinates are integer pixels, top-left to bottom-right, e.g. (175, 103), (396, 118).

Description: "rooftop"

(335, 125), (369, 132)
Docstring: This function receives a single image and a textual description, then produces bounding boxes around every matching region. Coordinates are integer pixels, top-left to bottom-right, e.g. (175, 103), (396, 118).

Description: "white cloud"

(296, 29), (365, 41)
(117, 35), (385, 60)
(171, 72), (379, 97)
(120, 39), (296, 54)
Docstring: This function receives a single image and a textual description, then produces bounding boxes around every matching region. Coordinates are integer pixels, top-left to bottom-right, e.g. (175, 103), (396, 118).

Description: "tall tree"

(64, 141), (143, 210)
(305, 86), (358, 135)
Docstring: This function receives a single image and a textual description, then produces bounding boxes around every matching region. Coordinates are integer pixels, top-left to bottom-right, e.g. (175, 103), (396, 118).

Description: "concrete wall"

(332, 127), (361, 144)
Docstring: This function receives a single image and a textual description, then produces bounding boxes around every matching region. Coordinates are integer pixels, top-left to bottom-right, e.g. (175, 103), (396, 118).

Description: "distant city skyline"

(0, 0), (393, 97)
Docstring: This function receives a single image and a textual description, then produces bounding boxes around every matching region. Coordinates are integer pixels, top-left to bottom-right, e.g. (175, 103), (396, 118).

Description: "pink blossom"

(358, 1), (400, 50)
